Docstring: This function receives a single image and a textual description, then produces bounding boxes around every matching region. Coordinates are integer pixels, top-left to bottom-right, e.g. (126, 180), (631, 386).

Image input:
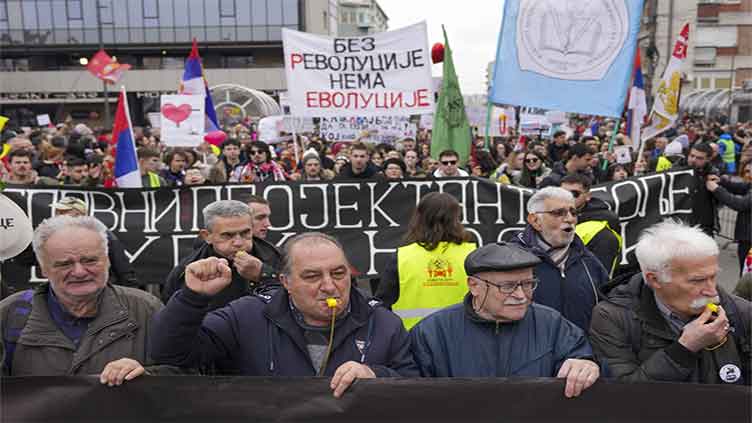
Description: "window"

(701, 78), (711, 89)
(220, 0), (235, 17)
(715, 78), (731, 89)
(224, 55), (254, 67)
(67, 0), (82, 20)
(144, 0), (158, 18)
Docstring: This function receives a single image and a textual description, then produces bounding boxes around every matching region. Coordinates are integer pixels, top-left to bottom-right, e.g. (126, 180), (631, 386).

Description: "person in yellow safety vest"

(137, 147), (168, 188)
(560, 173), (622, 278)
(717, 134), (737, 175)
(653, 140), (686, 173)
(375, 192), (476, 329)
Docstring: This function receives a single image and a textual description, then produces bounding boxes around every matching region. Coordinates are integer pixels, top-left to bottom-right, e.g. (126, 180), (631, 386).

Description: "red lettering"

(319, 92), (332, 108)
(290, 53), (303, 69)
(306, 91), (318, 107)
(417, 89), (429, 107)
(390, 92), (403, 108)
(405, 91), (417, 108)
(332, 92), (345, 108)
(347, 93), (359, 109)
(375, 92), (387, 109)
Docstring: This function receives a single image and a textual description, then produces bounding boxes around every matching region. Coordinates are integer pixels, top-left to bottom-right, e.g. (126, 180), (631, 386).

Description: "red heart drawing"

(161, 103), (192, 127)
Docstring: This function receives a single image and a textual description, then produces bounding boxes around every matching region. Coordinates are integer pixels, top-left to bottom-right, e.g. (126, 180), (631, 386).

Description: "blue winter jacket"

(510, 226), (609, 331)
(149, 287), (419, 377)
(410, 295), (595, 377)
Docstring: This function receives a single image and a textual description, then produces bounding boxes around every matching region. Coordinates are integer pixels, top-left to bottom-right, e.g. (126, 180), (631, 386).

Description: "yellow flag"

(0, 115), (8, 132)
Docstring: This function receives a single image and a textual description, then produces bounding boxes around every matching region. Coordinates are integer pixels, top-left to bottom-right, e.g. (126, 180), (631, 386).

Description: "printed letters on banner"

(282, 22), (434, 117)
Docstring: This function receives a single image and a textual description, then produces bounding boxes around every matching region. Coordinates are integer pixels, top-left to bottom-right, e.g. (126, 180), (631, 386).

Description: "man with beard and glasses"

(510, 187), (609, 331)
(590, 220), (751, 385)
(409, 243), (600, 398)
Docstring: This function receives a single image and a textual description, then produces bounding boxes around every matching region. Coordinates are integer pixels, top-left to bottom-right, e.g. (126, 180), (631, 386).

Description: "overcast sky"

(378, 0), (505, 95)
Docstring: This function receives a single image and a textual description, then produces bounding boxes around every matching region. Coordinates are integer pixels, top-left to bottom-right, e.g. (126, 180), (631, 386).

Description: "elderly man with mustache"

(590, 220), (751, 385)
(510, 186), (609, 331)
(409, 243), (601, 398)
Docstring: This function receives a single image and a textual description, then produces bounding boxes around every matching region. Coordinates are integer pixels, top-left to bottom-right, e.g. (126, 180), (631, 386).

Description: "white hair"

(527, 186), (574, 213)
(32, 216), (109, 263)
(203, 200), (253, 231)
(635, 219), (719, 283)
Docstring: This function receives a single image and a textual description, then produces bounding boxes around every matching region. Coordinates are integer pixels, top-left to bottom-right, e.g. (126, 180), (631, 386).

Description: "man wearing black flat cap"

(409, 242), (601, 398)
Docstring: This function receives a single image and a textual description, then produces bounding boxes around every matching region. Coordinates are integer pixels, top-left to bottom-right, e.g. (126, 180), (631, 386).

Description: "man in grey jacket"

(0, 216), (166, 386)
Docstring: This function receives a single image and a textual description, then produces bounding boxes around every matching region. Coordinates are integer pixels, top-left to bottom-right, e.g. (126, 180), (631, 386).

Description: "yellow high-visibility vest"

(147, 172), (161, 187)
(393, 241), (476, 329)
(576, 220), (623, 277)
(656, 156), (673, 172)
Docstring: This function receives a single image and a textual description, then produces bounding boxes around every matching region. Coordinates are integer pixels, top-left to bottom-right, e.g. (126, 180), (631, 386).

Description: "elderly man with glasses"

(510, 187), (609, 331)
(409, 243), (600, 398)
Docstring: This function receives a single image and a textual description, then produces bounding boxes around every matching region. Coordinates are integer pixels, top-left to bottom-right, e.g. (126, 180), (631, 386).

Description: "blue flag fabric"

(490, 0), (644, 117)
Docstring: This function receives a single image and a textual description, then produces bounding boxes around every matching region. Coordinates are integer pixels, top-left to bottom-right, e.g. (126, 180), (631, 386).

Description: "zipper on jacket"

(495, 321), (500, 335)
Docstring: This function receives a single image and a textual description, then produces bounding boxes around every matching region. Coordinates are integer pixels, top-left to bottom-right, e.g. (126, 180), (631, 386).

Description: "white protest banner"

(258, 115), (286, 143)
(36, 114), (51, 126)
(319, 116), (417, 144)
(283, 116), (315, 133)
(160, 95), (204, 147)
(420, 114), (434, 130)
(282, 22), (434, 117)
(476, 106), (516, 137)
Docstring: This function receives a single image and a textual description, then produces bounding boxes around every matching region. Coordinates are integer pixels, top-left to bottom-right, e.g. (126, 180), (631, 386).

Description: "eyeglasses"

(536, 207), (579, 218)
(525, 158), (540, 163)
(441, 160), (457, 165)
(473, 276), (539, 294)
(250, 150), (265, 156)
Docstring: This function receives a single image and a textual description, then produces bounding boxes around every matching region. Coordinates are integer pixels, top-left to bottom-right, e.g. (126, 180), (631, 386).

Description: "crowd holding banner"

(1, 1), (752, 420)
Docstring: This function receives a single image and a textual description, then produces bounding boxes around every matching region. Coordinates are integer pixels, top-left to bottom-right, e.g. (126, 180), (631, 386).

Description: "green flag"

(431, 26), (471, 165)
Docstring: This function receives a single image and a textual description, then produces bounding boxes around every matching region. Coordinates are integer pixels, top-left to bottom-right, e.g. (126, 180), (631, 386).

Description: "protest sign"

(615, 146), (633, 164)
(282, 23), (434, 117)
(319, 116), (416, 144)
(258, 115), (286, 143)
(490, 0), (644, 117)
(159, 95), (204, 147)
(1, 171), (695, 291)
(35, 114), (51, 127)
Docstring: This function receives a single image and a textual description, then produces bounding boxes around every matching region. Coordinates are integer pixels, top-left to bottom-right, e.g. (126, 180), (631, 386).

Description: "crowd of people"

(0, 113), (751, 400)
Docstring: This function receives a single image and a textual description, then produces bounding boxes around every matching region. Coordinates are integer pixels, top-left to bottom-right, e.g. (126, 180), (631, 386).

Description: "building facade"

(0, 0), (339, 127)
(336, 0), (387, 37)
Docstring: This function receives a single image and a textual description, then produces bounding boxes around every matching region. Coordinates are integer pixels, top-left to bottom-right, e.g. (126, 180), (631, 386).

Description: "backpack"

(2, 289), (34, 373)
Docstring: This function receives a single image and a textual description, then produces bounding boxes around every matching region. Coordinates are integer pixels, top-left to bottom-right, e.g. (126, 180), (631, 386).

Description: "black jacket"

(589, 273), (751, 385)
(335, 162), (380, 180)
(150, 286), (418, 377)
(577, 198), (621, 277)
(713, 180), (751, 243)
(160, 237), (282, 311)
(686, 166), (719, 235)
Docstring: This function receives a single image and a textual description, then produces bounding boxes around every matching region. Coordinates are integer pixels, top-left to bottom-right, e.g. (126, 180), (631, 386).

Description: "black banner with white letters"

(2, 376), (749, 423)
(0, 171), (696, 289)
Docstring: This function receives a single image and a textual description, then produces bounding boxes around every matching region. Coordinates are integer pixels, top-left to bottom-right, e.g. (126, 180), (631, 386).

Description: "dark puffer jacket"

(589, 273), (751, 385)
(149, 287), (418, 378)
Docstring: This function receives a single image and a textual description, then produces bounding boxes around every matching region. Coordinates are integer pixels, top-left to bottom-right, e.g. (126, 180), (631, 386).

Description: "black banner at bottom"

(2, 376), (750, 422)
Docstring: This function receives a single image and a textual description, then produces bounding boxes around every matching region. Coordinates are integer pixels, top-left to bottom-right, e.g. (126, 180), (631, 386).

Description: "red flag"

(86, 49), (131, 84)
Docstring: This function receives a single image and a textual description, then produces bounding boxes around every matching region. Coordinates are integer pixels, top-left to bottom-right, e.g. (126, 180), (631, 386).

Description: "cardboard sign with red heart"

(161, 103), (193, 127)
(160, 94), (204, 147)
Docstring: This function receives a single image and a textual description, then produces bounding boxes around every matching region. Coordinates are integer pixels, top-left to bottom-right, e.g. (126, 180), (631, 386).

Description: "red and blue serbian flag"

(627, 48), (648, 153)
(180, 39), (220, 133)
(112, 88), (142, 188)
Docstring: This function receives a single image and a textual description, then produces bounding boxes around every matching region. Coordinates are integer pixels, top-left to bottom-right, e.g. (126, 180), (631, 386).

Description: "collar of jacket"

(515, 225), (587, 265)
(262, 288), (375, 356)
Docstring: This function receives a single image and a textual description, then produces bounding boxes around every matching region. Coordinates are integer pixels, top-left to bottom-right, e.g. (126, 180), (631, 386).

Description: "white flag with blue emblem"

(490, 0), (644, 117)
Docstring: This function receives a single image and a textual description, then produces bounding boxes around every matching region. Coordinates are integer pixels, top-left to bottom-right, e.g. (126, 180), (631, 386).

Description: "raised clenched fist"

(185, 257), (233, 296)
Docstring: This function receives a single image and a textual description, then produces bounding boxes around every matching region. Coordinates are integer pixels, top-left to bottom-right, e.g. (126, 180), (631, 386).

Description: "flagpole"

(96, 0), (110, 127)
(483, 98), (492, 150)
(602, 118), (621, 171)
